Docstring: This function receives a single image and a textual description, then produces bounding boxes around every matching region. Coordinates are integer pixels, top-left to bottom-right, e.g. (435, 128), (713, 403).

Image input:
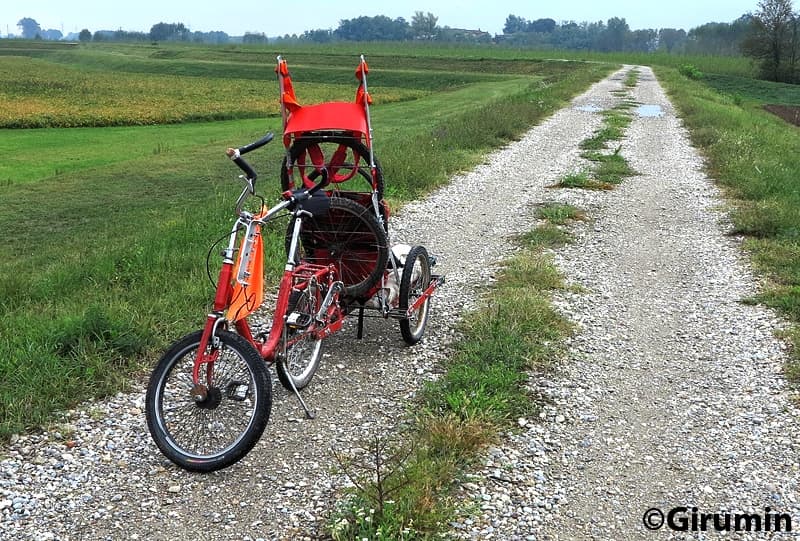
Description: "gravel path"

(448, 67), (800, 540)
(4, 65), (795, 541)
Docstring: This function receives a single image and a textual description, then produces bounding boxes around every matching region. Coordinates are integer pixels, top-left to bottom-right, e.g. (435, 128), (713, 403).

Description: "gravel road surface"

(3, 65), (796, 541)
(448, 67), (800, 540)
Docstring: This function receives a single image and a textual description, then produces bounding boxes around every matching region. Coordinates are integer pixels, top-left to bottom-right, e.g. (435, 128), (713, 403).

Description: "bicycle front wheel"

(145, 330), (272, 472)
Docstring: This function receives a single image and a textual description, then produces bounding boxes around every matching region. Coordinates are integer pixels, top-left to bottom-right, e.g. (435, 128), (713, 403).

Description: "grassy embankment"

(0, 41), (612, 437)
(655, 67), (800, 380)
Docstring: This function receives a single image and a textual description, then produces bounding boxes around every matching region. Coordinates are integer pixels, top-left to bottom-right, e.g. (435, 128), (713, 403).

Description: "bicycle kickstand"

(282, 359), (316, 420)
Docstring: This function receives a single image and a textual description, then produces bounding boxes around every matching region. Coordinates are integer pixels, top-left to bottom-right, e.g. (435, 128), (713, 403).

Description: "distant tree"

(242, 32), (268, 44)
(149, 22), (189, 42)
(503, 14), (528, 34)
(113, 29), (148, 42)
(411, 11), (439, 39)
(78, 29), (92, 42)
(334, 15), (410, 41)
(529, 18), (556, 33)
(686, 16), (751, 55)
(302, 28), (333, 43)
(626, 28), (657, 51)
(595, 17), (629, 51)
(41, 29), (63, 41)
(658, 28), (687, 52)
(742, 0), (799, 81)
(17, 18), (41, 39)
(549, 21), (593, 50)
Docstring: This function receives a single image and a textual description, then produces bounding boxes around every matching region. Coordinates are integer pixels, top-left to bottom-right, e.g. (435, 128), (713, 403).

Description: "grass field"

(0, 41), (612, 436)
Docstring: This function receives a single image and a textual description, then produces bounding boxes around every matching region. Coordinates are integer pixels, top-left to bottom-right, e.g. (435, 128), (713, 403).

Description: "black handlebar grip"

(238, 132), (274, 155)
(233, 156), (257, 181)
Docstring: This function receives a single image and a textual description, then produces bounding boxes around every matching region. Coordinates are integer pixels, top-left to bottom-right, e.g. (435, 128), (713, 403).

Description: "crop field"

(0, 41), (613, 435)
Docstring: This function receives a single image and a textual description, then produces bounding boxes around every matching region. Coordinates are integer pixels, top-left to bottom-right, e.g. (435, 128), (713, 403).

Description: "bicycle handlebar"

(239, 132), (274, 155)
(225, 132), (275, 183)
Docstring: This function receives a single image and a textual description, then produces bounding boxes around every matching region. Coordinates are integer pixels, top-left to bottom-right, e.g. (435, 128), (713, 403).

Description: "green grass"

(655, 66), (800, 380)
(329, 220), (573, 539)
(702, 73), (800, 106)
(554, 170), (613, 190)
(0, 42), (612, 436)
(567, 72), (639, 189)
(537, 202), (586, 224)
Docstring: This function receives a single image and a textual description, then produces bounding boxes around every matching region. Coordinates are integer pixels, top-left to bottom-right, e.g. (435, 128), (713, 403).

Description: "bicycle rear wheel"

(145, 330), (271, 472)
(287, 196), (389, 299)
(276, 287), (324, 391)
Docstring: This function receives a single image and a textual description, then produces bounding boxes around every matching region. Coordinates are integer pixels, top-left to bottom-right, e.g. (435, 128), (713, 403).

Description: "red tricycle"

(145, 56), (443, 472)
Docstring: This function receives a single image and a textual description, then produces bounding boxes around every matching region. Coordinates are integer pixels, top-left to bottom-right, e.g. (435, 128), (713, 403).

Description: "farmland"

(0, 41), (612, 435)
(2, 37), (798, 443)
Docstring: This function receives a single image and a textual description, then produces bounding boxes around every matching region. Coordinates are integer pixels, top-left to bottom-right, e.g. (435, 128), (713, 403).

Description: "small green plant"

(537, 202), (585, 224)
(554, 171), (613, 190)
(328, 223), (572, 539)
(583, 147), (637, 185)
(521, 224), (573, 249)
(624, 68), (640, 87)
(678, 64), (704, 80)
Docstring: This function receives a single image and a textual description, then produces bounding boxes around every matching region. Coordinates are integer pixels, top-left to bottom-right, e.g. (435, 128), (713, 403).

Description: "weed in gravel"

(521, 224), (573, 250)
(554, 171), (614, 190)
(584, 148), (637, 185)
(625, 69), (640, 87)
(537, 202), (586, 224)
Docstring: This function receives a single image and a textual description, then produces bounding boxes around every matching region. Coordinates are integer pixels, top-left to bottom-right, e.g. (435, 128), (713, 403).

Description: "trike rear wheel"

(399, 246), (432, 345)
(287, 196), (389, 299)
(145, 330), (271, 472)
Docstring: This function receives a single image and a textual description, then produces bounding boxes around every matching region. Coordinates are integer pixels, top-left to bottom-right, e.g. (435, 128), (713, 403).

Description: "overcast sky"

(6, 0), (758, 37)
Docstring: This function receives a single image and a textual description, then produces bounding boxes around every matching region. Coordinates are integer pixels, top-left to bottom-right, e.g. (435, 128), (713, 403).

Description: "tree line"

(11, 0), (800, 83)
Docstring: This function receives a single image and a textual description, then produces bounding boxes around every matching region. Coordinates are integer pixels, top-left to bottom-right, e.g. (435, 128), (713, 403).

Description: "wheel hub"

(191, 384), (222, 410)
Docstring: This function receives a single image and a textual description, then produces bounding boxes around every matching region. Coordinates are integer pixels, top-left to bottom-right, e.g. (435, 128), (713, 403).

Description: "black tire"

(399, 246), (432, 345)
(276, 288), (324, 391)
(145, 330), (272, 472)
(281, 135), (384, 200)
(286, 196), (389, 299)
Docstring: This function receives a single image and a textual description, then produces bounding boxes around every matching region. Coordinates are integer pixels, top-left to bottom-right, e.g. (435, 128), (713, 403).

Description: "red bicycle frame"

(190, 199), (344, 387)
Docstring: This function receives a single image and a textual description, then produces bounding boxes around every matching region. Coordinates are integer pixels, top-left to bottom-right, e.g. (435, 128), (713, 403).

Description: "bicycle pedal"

(286, 311), (313, 329)
(226, 381), (250, 401)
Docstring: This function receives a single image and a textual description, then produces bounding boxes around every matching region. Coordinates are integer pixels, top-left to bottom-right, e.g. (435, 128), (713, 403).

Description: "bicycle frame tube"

(192, 199), (292, 385)
(192, 216), (242, 385)
(255, 213), (306, 362)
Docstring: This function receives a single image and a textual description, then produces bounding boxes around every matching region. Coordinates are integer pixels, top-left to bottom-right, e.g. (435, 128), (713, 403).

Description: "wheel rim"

(154, 341), (261, 460)
(284, 337), (323, 381)
(282, 136), (383, 198)
(406, 254), (431, 339)
(297, 200), (387, 297)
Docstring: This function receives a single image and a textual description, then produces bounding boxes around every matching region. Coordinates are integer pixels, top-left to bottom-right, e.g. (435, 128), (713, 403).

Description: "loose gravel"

(5, 65), (793, 541)
(447, 67), (800, 540)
